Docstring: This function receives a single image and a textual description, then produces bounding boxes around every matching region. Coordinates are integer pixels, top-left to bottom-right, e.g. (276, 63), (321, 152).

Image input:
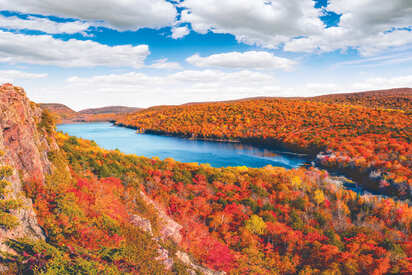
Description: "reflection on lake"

(57, 122), (308, 169)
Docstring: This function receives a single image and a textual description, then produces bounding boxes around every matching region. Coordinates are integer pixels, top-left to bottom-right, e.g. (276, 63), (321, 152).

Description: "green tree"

(0, 151), (21, 229)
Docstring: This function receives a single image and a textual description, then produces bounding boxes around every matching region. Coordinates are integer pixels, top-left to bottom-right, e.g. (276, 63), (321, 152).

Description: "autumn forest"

(0, 84), (410, 274)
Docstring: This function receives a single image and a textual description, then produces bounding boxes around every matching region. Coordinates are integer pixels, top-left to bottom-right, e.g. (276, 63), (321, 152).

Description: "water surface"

(58, 122), (307, 169)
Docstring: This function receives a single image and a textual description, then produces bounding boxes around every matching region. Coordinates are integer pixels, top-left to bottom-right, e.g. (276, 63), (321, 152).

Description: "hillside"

(181, 88), (411, 111)
(0, 84), (55, 255)
(307, 88), (412, 111)
(79, 106), (141, 115)
(0, 84), (222, 274)
(39, 103), (77, 120)
(39, 103), (142, 124)
(57, 134), (412, 274)
(116, 89), (412, 200)
(0, 84), (411, 274)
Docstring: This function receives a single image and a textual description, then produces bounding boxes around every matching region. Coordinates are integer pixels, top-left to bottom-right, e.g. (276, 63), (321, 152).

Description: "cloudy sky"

(0, 0), (411, 110)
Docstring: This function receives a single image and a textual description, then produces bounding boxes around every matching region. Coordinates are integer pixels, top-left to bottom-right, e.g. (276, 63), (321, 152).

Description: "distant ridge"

(145, 87), (411, 113)
(79, 106), (141, 115)
(181, 88), (411, 106)
(39, 103), (77, 120)
(40, 87), (411, 120)
(39, 103), (142, 123)
(39, 103), (76, 114)
(311, 87), (411, 98)
(306, 87), (411, 111)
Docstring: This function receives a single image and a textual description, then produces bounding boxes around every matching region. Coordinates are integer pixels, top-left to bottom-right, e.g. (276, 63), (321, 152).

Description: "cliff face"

(0, 84), (58, 252)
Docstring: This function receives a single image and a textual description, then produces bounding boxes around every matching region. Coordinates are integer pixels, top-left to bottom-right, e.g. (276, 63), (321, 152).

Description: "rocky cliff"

(0, 84), (58, 253)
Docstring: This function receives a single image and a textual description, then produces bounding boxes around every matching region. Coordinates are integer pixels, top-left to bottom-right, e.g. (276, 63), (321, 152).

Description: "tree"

(0, 152), (21, 229)
(245, 215), (266, 235)
(313, 189), (325, 205)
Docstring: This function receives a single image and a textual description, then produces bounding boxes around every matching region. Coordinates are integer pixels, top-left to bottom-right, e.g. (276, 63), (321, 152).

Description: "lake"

(57, 122), (308, 169)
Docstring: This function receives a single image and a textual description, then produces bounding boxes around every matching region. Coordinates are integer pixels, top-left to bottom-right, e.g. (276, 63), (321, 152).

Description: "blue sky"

(0, 0), (411, 110)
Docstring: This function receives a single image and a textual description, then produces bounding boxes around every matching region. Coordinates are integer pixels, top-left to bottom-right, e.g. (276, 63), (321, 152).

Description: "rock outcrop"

(0, 83), (223, 274)
(0, 84), (58, 252)
(132, 191), (225, 275)
(139, 190), (183, 244)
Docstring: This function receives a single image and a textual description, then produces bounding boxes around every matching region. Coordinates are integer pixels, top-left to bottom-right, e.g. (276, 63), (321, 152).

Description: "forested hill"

(79, 106), (142, 115)
(306, 88), (411, 111)
(116, 89), (412, 200)
(40, 103), (142, 124)
(179, 88), (411, 111)
(0, 84), (411, 274)
(0, 84), (223, 274)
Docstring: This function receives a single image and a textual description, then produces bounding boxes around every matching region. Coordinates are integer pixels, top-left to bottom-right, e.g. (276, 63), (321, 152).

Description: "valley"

(1, 2), (411, 274)
(0, 84), (410, 274)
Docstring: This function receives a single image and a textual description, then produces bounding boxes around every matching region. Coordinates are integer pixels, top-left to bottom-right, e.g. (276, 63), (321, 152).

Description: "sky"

(0, 0), (411, 110)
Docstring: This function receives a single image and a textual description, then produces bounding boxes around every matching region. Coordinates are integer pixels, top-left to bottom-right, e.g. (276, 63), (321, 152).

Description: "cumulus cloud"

(285, 0), (412, 55)
(0, 15), (90, 34)
(0, 70), (47, 83)
(177, 0), (412, 55)
(328, 0), (412, 32)
(186, 51), (297, 71)
(148, 59), (183, 70)
(179, 0), (324, 48)
(0, 30), (150, 68)
(0, 0), (177, 30)
(171, 26), (190, 39)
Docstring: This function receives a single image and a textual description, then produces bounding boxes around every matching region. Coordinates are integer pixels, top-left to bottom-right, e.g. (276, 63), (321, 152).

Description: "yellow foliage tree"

(245, 215), (266, 235)
(313, 189), (325, 205)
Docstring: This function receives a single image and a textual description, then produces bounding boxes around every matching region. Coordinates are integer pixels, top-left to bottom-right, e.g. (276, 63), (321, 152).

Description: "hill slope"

(79, 106), (141, 115)
(1, 84), (221, 274)
(39, 103), (142, 124)
(1, 84), (411, 274)
(307, 88), (412, 111)
(116, 89), (412, 200)
(0, 84), (57, 263)
(39, 103), (77, 119)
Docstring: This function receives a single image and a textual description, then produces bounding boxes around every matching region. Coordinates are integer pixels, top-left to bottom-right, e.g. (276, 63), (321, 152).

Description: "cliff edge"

(0, 84), (58, 253)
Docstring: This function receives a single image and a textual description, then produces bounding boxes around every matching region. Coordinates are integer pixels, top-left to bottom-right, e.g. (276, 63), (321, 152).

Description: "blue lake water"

(57, 122), (307, 169)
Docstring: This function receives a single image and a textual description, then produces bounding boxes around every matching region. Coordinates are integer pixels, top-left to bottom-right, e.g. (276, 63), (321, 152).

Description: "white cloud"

(171, 26), (190, 39)
(285, 0), (412, 55)
(58, 69), (277, 108)
(333, 47), (412, 68)
(284, 26), (412, 56)
(0, 70), (47, 83)
(179, 0), (324, 48)
(0, 0), (177, 30)
(0, 15), (90, 34)
(186, 51), (297, 71)
(177, 0), (412, 55)
(349, 75), (412, 91)
(327, 0), (412, 33)
(288, 75), (412, 97)
(148, 58), (183, 70)
(67, 70), (275, 87)
(28, 69), (412, 110)
(0, 30), (150, 68)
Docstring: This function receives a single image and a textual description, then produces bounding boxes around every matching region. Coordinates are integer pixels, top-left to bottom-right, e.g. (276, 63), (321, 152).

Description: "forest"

(0, 86), (411, 274)
(5, 131), (409, 274)
(116, 93), (412, 200)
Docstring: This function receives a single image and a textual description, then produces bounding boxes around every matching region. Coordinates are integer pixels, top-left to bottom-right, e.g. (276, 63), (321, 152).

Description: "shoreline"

(113, 121), (410, 201)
